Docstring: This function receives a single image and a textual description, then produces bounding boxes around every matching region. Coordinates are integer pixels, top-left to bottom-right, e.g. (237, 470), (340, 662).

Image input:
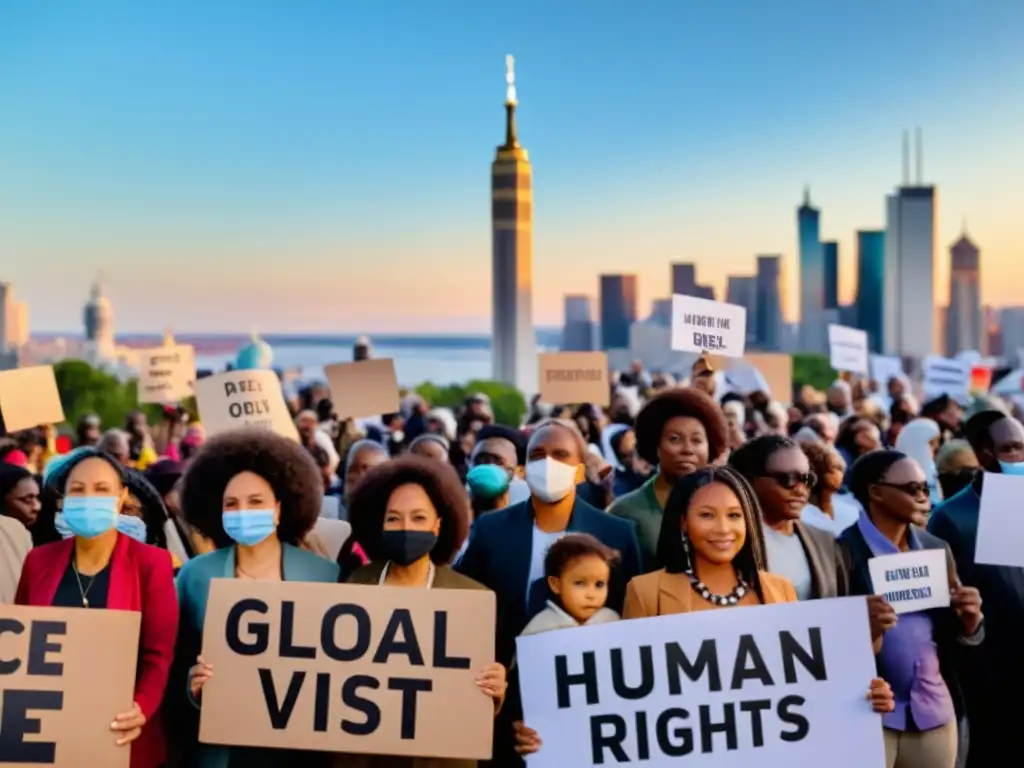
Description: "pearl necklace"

(685, 570), (749, 607)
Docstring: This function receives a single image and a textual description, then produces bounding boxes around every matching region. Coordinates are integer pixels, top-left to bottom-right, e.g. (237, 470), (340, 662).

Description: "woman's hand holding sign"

(476, 662), (507, 705)
(189, 655), (214, 702)
(110, 701), (147, 746)
(513, 721), (542, 756)
(950, 580), (983, 636)
(866, 595), (897, 644)
(865, 678), (895, 714)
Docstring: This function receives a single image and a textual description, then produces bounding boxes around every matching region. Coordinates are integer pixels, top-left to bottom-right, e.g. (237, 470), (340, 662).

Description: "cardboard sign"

(538, 352), (610, 406)
(0, 605), (141, 767)
(868, 549), (950, 615)
(136, 344), (196, 404)
(193, 369), (298, 441)
(324, 359), (401, 420)
(517, 597), (885, 767)
(727, 354), (793, 402)
(671, 295), (747, 358)
(828, 325), (869, 375)
(0, 365), (65, 433)
(869, 355), (903, 387)
(199, 579), (496, 759)
(923, 355), (970, 400)
(976, 472), (1024, 568)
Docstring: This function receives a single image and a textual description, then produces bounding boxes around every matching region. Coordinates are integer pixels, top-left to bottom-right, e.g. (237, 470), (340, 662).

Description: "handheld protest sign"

(0, 605), (141, 767)
(324, 359), (401, 420)
(976, 473), (1024, 567)
(136, 344), (196, 404)
(538, 352), (609, 406)
(198, 579), (496, 759)
(828, 325), (869, 376)
(192, 369), (298, 441)
(671, 295), (747, 358)
(868, 549), (950, 615)
(0, 365), (65, 434)
(923, 355), (970, 400)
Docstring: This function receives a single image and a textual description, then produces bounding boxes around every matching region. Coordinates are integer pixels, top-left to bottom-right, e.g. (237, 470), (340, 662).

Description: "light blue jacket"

(174, 544), (340, 768)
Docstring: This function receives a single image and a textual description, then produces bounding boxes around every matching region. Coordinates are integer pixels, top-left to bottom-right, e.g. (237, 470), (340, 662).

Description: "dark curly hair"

(544, 533), (620, 579)
(800, 440), (841, 496)
(849, 450), (907, 511)
(348, 454), (470, 565)
(180, 428), (323, 548)
(657, 465), (768, 603)
(124, 468), (169, 549)
(634, 387), (729, 465)
(728, 434), (799, 483)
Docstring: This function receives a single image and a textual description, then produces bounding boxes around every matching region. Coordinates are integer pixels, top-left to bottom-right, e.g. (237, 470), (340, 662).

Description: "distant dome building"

(83, 274), (117, 366)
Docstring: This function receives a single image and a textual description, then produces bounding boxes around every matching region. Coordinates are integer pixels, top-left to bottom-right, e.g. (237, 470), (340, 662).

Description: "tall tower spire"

(502, 54), (519, 149)
(902, 129), (910, 186)
(915, 126), (923, 185)
(803, 185), (811, 206)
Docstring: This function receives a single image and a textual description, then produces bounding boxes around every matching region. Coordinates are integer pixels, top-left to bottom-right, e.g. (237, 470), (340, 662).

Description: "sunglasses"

(875, 481), (932, 498)
(765, 471), (817, 490)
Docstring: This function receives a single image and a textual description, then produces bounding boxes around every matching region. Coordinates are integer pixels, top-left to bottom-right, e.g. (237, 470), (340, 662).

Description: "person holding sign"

(840, 451), (983, 768)
(609, 388), (729, 573)
(14, 446), (179, 768)
(342, 454), (507, 766)
(173, 428), (340, 767)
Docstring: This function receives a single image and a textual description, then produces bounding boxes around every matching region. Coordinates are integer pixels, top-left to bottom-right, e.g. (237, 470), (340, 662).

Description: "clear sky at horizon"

(1, 0), (1022, 334)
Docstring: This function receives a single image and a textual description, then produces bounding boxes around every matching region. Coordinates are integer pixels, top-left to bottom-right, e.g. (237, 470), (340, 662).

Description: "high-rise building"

(823, 241), (839, 310)
(946, 231), (981, 355)
(726, 275), (758, 346)
(856, 230), (886, 353)
(797, 188), (826, 353)
(0, 283), (9, 351)
(671, 263), (715, 301)
(6, 300), (28, 349)
(561, 294), (595, 351)
(490, 55), (536, 394)
(600, 274), (637, 350)
(998, 307), (1024, 364)
(649, 298), (672, 327)
(884, 129), (937, 359)
(755, 255), (784, 351)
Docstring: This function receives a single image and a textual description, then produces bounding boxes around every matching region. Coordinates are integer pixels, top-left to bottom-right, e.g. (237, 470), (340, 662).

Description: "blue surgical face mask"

(999, 461), (1024, 476)
(466, 464), (511, 499)
(53, 512), (74, 540)
(116, 514), (148, 543)
(61, 496), (120, 539)
(222, 509), (277, 547)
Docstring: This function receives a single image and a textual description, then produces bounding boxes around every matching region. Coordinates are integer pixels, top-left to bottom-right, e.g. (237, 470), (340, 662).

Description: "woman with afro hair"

(172, 427), (338, 768)
(609, 387), (729, 573)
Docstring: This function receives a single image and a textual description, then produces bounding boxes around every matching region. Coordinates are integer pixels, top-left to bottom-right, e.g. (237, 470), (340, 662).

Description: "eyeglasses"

(875, 481), (932, 498)
(765, 471), (817, 490)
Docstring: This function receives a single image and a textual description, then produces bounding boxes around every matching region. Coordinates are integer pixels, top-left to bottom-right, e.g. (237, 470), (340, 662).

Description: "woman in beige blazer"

(339, 455), (506, 768)
(0, 514), (31, 603)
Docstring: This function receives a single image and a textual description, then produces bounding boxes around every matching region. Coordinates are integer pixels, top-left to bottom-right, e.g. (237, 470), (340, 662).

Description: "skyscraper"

(561, 294), (595, 351)
(856, 230), (886, 353)
(946, 230), (981, 355)
(671, 263), (715, 300)
(491, 55), (536, 394)
(797, 188), (826, 353)
(884, 129), (936, 359)
(755, 255), (784, 351)
(599, 274), (637, 350)
(726, 275), (758, 346)
(0, 283), (9, 351)
(823, 241), (839, 310)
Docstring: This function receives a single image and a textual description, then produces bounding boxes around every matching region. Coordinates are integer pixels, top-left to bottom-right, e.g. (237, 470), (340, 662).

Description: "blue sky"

(1, 0), (1022, 333)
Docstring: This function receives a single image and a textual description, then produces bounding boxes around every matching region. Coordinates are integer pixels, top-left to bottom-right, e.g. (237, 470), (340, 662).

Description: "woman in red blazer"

(16, 447), (178, 768)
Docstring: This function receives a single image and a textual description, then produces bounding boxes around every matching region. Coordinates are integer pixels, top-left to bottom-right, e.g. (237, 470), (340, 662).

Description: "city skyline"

(1, 2), (1023, 333)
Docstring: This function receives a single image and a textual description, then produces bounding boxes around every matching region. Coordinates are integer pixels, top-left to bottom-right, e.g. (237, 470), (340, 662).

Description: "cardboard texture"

(538, 352), (610, 406)
(192, 369), (298, 441)
(0, 365), (65, 433)
(324, 359), (401, 420)
(733, 353), (794, 402)
(136, 344), (196, 404)
(199, 579), (496, 759)
(0, 605), (141, 768)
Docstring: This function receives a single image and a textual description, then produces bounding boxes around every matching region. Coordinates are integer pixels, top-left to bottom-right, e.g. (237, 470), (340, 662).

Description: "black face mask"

(380, 530), (437, 566)
(938, 468), (977, 500)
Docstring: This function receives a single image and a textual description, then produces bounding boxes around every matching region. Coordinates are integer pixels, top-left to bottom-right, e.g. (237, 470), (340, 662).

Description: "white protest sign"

(671, 295), (747, 359)
(869, 355), (902, 387)
(193, 369), (299, 441)
(136, 344), (195, 404)
(868, 549), (949, 615)
(976, 472), (1024, 567)
(923, 355), (970, 400)
(828, 325), (868, 375)
(517, 597), (884, 768)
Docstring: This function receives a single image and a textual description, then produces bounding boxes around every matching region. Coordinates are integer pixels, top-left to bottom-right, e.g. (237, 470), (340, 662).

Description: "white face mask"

(525, 458), (579, 503)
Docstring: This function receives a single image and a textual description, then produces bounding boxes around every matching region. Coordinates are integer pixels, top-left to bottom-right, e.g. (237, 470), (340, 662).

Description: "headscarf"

(894, 418), (942, 505)
(600, 424), (629, 470)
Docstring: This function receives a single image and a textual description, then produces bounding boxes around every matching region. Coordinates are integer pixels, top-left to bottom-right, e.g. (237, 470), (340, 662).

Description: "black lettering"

(26, 621), (65, 677)
(589, 714), (628, 765)
(388, 677), (432, 739)
(258, 668), (305, 729)
(730, 634), (773, 688)
(226, 599), (270, 655)
(432, 611), (470, 669)
(635, 710), (650, 760)
(610, 646), (653, 700)
(666, 639), (720, 694)
(699, 703), (737, 753)
(279, 602), (315, 659)
(0, 689), (63, 762)
(739, 699), (771, 747)
(373, 610), (424, 666)
(780, 628), (827, 683)
(0, 618), (25, 674)
(313, 672), (330, 732)
(321, 604), (371, 661)
(341, 675), (381, 736)
(655, 708), (693, 757)
(229, 403), (242, 418)
(778, 695), (810, 742)
(555, 652), (598, 708)
(224, 382), (237, 397)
